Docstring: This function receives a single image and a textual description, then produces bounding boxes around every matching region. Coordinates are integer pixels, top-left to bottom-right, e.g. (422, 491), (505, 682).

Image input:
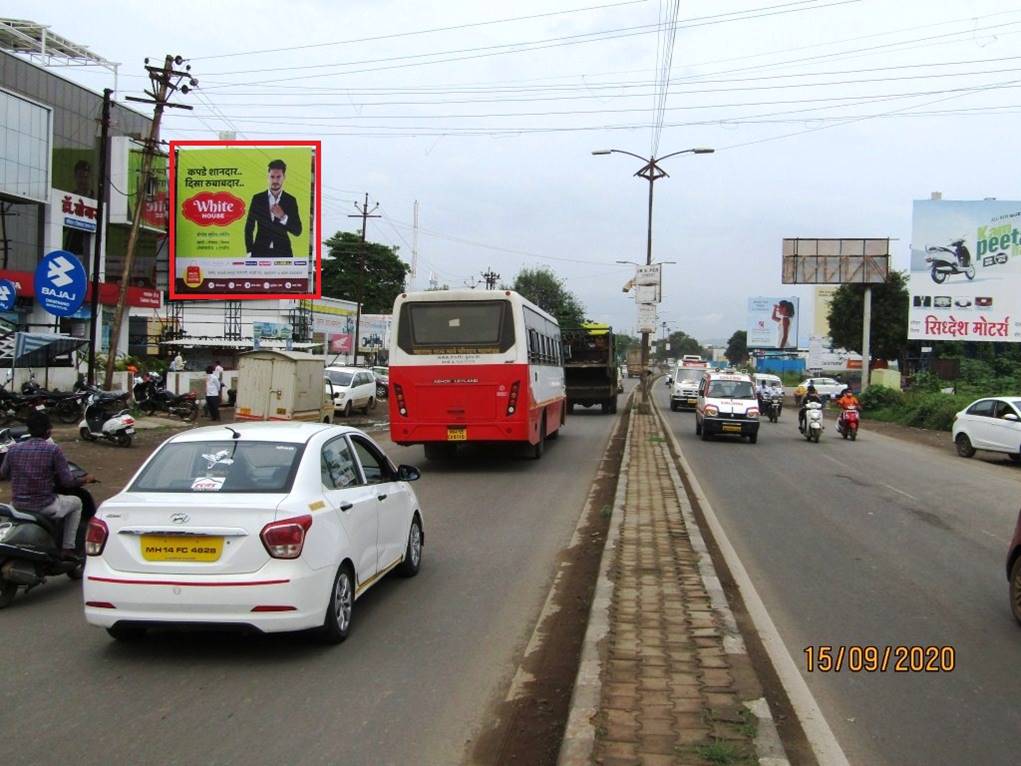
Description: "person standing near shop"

(205, 365), (221, 421)
(214, 360), (225, 403)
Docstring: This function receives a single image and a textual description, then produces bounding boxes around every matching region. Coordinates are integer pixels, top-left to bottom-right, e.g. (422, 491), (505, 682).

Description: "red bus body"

(388, 290), (565, 449)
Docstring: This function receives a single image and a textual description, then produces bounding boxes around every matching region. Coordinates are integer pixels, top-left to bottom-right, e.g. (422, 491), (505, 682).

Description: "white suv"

(325, 367), (377, 417)
(695, 371), (760, 443)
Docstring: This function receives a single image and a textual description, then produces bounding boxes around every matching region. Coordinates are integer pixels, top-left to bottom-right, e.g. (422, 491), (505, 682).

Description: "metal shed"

(235, 350), (330, 422)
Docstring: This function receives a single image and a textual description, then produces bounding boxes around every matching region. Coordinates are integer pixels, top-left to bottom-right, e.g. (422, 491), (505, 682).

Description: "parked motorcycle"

(78, 392), (135, 447)
(926, 240), (975, 284)
(0, 459), (96, 608)
(135, 374), (198, 421)
(836, 406), (860, 440)
(18, 374), (88, 424)
(800, 401), (823, 442)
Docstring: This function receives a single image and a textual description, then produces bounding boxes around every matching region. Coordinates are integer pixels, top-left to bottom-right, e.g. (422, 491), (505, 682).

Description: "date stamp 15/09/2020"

(804, 645), (956, 673)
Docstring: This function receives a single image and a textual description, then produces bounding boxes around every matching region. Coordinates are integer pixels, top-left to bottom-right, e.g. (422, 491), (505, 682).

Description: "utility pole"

(87, 88), (112, 386)
(347, 193), (379, 367)
(410, 199), (419, 291)
(481, 268), (500, 290)
(104, 55), (196, 389)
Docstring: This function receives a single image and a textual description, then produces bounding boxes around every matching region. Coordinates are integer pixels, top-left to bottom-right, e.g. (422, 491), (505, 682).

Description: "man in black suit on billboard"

(245, 159), (302, 257)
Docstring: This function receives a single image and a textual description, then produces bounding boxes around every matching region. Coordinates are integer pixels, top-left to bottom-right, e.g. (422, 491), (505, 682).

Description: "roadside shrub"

(860, 384), (903, 410)
(899, 391), (973, 431)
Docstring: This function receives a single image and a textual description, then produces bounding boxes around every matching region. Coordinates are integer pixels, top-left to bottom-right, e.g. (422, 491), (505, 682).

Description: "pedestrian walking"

(214, 360), (225, 403)
(205, 365), (221, 421)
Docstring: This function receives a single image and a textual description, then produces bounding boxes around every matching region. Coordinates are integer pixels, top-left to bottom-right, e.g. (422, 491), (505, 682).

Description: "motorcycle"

(926, 240), (975, 284)
(136, 374), (198, 421)
(800, 401), (823, 443)
(78, 392), (135, 447)
(19, 373), (88, 424)
(0, 458), (96, 608)
(760, 393), (783, 423)
(836, 406), (860, 440)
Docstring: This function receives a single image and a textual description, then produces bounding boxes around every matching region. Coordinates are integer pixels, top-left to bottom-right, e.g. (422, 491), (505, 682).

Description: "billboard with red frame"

(169, 140), (321, 300)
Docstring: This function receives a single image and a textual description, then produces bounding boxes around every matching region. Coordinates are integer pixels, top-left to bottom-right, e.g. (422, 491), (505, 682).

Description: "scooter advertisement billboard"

(746, 296), (799, 349)
(169, 140), (321, 300)
(908, 199), (1021, 341)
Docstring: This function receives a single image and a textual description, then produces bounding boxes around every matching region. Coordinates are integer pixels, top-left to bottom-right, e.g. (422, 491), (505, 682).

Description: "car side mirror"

(1004, 413), (1019, 422)
(397, 464), (421, 481)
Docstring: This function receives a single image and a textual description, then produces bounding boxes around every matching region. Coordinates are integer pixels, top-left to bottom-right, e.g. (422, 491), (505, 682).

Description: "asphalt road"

(654, 385), (1021, 766)
(0, 402), (622, 766)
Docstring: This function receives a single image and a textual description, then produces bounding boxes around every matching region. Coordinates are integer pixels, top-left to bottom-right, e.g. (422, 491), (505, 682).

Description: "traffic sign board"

(0, 279), (17, 311)
(34, 250), (88, 317)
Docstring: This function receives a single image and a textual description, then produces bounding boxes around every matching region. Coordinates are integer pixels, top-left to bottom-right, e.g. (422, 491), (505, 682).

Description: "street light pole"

(594, 147), (713, 411)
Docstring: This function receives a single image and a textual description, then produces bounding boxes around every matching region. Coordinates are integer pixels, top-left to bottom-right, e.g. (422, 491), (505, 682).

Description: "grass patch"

(692, 739), (756, 765)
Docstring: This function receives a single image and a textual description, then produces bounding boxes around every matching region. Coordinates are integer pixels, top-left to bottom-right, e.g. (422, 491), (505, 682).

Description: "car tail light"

(86, 601), (116, 609)
(746, 408), (759, 418)
(394, 384), (408, 417)
(507, 381), (520, 416)
(251, 605), (297, 612)
(704, 404), (719, 416)
(123, 417), (135, 425)
(86, 518), (108, 556)
(260, 515), (313, 559)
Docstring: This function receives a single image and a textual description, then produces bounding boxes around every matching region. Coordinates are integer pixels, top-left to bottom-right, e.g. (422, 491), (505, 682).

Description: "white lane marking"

(881, 483), (918, 502)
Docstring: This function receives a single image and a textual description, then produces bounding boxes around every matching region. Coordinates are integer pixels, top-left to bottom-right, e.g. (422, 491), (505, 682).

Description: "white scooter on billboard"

(78, 392), (135, 448)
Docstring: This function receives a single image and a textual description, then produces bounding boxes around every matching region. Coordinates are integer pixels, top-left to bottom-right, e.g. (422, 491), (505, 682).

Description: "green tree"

(725, 330), (748, 366)
(614, 333), (638, 363)
(827, 272), (910, 363)
(512, 267), (586, 326)
(654, 330), (707, 361)
(322, 231), (408, 313)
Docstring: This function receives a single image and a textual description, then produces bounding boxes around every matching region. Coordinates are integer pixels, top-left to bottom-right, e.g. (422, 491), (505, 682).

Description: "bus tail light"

(394, 384), (408, 416)
(507, 381), (520, 415)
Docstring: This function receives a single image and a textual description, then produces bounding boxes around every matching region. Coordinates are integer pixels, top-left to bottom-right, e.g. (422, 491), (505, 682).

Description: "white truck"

(669, 358), (709, 412)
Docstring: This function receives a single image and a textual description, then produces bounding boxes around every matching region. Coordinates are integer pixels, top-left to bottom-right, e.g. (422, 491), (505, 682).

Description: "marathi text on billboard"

(747, 295), (799, 349)
(169, 141), (321, 300)
(907, 199), (1021, 342)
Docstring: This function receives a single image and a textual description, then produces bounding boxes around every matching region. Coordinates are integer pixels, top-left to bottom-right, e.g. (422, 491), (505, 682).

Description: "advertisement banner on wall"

(908, 199), (1021, 341)
(747, 296), (799, 349)
(813, 286), (838, 338)
(253, 321), (293, 340)
(107, 137), (168, 231)
(358, 313), (392, 353)
(169, 140), (321, 300)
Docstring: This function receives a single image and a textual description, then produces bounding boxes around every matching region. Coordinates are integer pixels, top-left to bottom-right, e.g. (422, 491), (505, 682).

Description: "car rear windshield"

(130, 441), (304, 493)
(325, 370), (354, 387)
(707, 380), (755, 399)
(397, 300), (515, 354)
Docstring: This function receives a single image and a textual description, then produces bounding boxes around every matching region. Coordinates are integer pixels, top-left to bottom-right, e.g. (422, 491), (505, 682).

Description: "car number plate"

(687, 398), (697, 405)
(125, 428), (135, 434)
(140, 535), (224, 562)
(447, 427), (467, 441)
(722, 424), (742, 433)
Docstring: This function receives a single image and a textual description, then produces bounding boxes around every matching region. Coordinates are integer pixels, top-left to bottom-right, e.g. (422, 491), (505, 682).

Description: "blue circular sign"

(34, 250), (88, 317)
(0, 279), (16, 312)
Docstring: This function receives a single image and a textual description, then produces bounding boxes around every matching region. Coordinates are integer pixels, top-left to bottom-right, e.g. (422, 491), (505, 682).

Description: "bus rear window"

(398, 300), (515, 354)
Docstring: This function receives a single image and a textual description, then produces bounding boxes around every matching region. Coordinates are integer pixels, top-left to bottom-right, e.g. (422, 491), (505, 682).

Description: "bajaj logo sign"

(33, 250), (87, 318)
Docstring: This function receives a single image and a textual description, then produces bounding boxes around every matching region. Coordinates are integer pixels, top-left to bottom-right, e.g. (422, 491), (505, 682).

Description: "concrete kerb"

(556, 392), (635, 766)
(653, 404), (850, 766)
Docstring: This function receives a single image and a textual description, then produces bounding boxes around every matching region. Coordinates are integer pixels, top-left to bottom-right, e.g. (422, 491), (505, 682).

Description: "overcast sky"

(8, 0), (1021, 344)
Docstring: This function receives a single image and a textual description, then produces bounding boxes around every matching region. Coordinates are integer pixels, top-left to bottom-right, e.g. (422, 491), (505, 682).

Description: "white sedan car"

(84, 422), (424, 644)
(952, 396), (1021, 462)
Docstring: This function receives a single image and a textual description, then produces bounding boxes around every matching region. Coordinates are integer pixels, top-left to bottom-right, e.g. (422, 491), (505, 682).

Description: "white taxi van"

(695, 371), (760, 443)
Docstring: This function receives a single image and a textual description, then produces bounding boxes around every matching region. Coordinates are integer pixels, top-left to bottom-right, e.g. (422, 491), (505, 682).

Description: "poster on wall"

(169, 140), (321, 300)
(358, 313), (392, 354)
(303, 297), (356, 354)
(908, 199), (1021, 341)
(747, 296), (799, 349)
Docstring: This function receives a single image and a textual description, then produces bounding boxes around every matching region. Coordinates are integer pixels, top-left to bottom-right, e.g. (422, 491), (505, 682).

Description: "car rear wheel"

(364, 397), (375, 414)
(398, 517), (423, 577)
(955, 433), (976, 458)
(343, 401), (353, 418)
(1010, 557), (1021, 626)
(319, 565), (354, 644)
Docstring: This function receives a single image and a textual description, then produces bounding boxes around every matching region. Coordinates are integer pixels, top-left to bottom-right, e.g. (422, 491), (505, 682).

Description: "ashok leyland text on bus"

(388, 290), (565, 460)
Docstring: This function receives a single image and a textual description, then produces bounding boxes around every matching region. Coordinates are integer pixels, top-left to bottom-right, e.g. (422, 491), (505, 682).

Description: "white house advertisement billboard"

(908, 199), (1021, 341)
(746, 296), (799, 349)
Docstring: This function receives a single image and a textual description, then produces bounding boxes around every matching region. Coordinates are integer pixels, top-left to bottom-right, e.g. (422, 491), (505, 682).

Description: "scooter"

(78, 392), (135, 447)
(836, 406), (860, 441)
(800, 401), (823, 443)
(926, 240), (975, 284)
(0, 461), (96, 608)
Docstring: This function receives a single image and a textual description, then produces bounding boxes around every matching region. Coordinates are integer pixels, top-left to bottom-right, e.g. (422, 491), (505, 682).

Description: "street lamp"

(595, 147), (713, 409)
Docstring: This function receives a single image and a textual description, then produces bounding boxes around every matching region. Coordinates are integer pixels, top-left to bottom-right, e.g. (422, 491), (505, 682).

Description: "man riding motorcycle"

(798, 385), (823, 433)
(836, 388), (860, 411)
(0, 411), (96, 558)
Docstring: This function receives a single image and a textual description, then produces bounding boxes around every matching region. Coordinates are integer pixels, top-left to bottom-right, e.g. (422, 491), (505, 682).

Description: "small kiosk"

(235, 350), (332, 422)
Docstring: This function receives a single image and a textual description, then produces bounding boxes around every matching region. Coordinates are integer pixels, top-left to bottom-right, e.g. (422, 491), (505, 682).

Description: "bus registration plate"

(447, 427), (467, 441)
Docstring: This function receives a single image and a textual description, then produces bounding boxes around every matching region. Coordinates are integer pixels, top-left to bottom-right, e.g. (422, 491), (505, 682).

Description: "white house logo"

(47, 255), (76, 288)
